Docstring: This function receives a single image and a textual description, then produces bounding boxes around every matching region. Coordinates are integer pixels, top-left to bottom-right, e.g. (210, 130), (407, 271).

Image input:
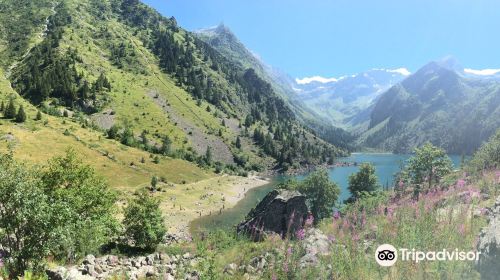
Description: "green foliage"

(35, 110), (42, 121)
(0, 151), (118, 277)
(286, 168), (340, 220)
(0, 154), (53, 276)
(403, 142), (453, 195)
(347, 163), (380, 202)
(467, 128), (500, 174)
(39, 150), (119, 260)
(4, 98), (16, 119)
(15, 104), (27, 122)
(123, 190), (166, 250)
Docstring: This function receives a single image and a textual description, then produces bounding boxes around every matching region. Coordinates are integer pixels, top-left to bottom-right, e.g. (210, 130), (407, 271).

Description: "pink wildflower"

(333, 211), (341, 220)
(456, 179), (466, 189)
(295, 228), (305, 240)
(305, 212), (314, 227)
(398, 180), (404, 189)
(287, 246), (293, 256)
(328, 235), (336, 242)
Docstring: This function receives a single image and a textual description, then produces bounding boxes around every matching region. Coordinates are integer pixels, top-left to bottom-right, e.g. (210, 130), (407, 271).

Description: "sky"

(142, 0), (500, 79)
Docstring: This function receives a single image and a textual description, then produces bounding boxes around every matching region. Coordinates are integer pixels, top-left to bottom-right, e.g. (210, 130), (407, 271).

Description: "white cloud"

(295, 76), (339, 85)
(464, 68), (500, 76)
(372, 68), (411, 76)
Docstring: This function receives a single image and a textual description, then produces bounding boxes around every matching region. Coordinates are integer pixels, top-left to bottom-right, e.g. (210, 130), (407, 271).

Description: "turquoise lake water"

(189, 153), (464, 234)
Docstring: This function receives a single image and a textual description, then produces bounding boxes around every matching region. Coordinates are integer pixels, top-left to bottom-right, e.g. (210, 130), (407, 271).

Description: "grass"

(186, 170), (498, 280)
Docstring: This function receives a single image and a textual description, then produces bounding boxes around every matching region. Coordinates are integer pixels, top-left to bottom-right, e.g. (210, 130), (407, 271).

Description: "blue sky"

(143, 0), (500, 78)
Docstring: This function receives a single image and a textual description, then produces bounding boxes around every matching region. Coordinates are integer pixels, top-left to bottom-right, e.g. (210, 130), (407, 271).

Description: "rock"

(46, 267), (66, 280)
(224, 263), (238, 275)
(107, 255), (119, 266)
(477, 196), (500, 279)
(83, 254), (96, 265)
(162, 273), (175, 280)
(300, 228), (331, 267)
(237, 189), (308, 240)
(146, 254), (155, 265)
(183, 252), (191, 259)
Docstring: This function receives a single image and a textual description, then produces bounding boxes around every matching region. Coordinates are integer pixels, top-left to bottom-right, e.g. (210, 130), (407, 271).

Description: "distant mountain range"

(359, 57), (500, 154)
(195, 25), (500, 155)
(292, 68), (410, 129)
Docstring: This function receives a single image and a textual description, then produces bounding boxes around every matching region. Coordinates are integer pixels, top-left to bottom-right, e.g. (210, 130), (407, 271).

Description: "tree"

(107, 124), (120, 139)
(347, 163), (380, 202)
(35, 110), (42, 121)
(291, 168), (340, 221)
(0, 151), (118, 276)
(160, 135), (172, 155)
(4, 98), (17, 119)
(15, 105), (27, 123)
(405, 142), (452, 192)
(0, 154), (53, 276)
(235, 136), (242, 149)
(151, 175), (158, 190)
(123, 190), (166, 250)
(205, 146), (213, 164)
(0, 100), (4, 112)
(40, 150), (118, 260)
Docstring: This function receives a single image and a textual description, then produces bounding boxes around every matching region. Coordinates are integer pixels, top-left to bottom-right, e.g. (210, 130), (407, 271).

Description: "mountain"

(360, 58), (500, 154)
(195, 23), (355, 150)
(0, 0), (346, 181)
(293, 68), (410, 129)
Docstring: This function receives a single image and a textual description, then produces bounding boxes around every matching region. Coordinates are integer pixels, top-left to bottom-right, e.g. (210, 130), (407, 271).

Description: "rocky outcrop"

(477, 196), (500, 280)
(299, 228), (332, 267)
(237, 189), (308, 240)
(46, 253), (200, 280)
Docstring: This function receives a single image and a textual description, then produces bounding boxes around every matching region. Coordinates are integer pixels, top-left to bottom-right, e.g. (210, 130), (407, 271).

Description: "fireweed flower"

(295, 228), (305, 240)
(333, 211), (341, 220)
(287, 246), (293, 256)
(456, 179), (466, 188)
(305, 213), (314, 227)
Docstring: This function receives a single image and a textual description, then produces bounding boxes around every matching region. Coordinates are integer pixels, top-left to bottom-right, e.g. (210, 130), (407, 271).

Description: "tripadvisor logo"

(375, 244), (480, 266)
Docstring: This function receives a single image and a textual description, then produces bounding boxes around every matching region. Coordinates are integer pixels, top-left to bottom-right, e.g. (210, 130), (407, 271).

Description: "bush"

(467, 129), (500, 174)
(123, 190), (166, 250)
(0, 150), (118, 277)
(287, 168), (340, 221)
(347, 163), (380, 202)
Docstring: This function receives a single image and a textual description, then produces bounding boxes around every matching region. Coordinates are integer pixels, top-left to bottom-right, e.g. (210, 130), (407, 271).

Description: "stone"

(299, 228), (332, 267)
(83, 254), (95, 265)
(224, 263), (238, 275)
(162, 273), (175, 280)
(237, 189), (308, 241)
(183, 252), (191, 259)
(107, 255), (119, 266)
(476, 196), (500, 280)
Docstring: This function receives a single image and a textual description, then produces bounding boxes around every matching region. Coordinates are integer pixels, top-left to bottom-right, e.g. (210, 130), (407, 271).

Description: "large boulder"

(477, 196), (500, 279)
(237, 189), (308, 240)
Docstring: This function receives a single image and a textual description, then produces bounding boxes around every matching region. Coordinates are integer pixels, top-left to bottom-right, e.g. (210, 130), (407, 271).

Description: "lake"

(189, 153), (464, 234)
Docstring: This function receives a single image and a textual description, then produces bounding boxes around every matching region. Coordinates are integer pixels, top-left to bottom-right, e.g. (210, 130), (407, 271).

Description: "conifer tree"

(0, 100), (4, 112)
(4, 99), (17, 119)
(15, 105), (27, 123)
(36, 111), (42, 121)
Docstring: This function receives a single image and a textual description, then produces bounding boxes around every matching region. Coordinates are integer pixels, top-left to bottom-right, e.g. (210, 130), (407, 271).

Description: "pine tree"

(15, 105), (27, 123)
(236, 136), (242, 149)
(35, 111), (42, 121)
(0, 100), (4, 112)
(4, 99), (17, 119)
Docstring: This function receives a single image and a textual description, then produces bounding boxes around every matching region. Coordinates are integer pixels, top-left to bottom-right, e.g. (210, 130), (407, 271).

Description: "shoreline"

(160, 174), (270, 238)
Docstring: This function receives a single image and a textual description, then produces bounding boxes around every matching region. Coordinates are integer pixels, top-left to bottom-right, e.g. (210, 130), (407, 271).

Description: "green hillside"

(0, 0), (346, 177)
(359, 62), (500, 154)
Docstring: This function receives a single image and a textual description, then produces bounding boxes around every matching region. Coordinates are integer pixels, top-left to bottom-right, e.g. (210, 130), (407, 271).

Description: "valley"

(0, 0), (499, 279)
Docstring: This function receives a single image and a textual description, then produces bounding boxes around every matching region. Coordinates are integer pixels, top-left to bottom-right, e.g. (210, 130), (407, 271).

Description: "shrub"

(123, 190), (166, 250)
(347, 163), (381, 202)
